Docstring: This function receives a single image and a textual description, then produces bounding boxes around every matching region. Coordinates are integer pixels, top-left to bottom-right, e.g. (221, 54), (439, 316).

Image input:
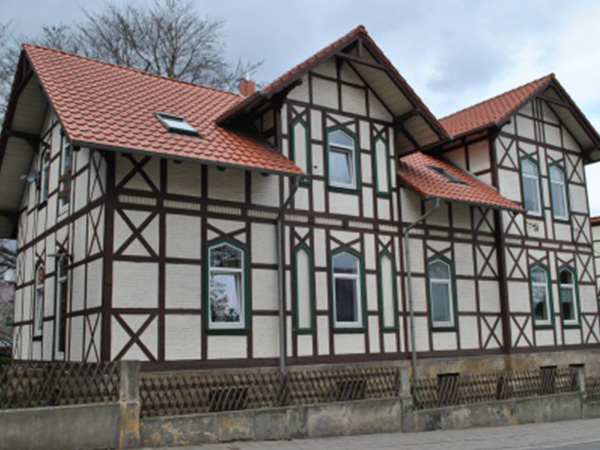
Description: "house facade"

(3, 26), (600, 375)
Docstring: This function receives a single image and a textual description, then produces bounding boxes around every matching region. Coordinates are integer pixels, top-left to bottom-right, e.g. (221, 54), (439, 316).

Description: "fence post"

(118, 360), (141, 449)
(570, 365), (586, 418)
(399, 367), (414, 432)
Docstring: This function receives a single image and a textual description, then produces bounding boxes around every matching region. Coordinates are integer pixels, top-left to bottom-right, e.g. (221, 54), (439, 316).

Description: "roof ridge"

(439, 73), (555, 123)
(22, 43), (242, 99)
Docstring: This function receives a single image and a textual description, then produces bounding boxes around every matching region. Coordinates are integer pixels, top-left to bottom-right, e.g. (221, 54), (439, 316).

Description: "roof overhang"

(216, 26), (448, 151)
(0, 51), (47, 238)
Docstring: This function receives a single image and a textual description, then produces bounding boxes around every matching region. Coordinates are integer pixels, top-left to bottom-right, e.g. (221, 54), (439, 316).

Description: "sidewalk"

(145, 418), (600, 450)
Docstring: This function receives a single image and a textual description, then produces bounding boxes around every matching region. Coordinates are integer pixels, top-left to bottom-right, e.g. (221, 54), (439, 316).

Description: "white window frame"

(549, 165), (568, 220)
(521, 158), (542, 216)
(531, 266), (552, 327)
(428, 259), (455, 329)
(39, 151), (50, 203)
(559, 268), (579, 326)
(59, 137), (72, 215)
(33, 266), (44, 337)
(328, 129), (357, 190)
(208, 242), (245, 330)
(332, 251), (363, 328)
(55, 255), (69, 359)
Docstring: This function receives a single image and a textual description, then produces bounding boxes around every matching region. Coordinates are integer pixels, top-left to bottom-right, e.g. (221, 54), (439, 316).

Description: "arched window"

(530, 264), (553, 328)
(33, 265), (45, 337)
(39, 150), (50, 203)
(427, 257), (456, 330)
(549, 165), (568, 220)
(559, 267), (579, 327)
(520, 157), (542, 215)
(331, 250), (363, 328)
(55, 254), (70, 358)
(327, 128), (357, 190)
(207, 241), (247, 331)
(59, 135), (73, 213)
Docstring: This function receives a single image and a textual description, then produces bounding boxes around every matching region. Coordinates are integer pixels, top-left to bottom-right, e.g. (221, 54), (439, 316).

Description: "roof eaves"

(71, 138), (305, 177)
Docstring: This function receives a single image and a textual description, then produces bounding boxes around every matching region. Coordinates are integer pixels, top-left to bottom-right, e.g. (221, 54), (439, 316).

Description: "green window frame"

(204, 238), (250, 335)
(529, 263), (554, 329)
(290, 117), (311, 185)
(293, 243), (315, 333)
(373, 135), (391, 195)
(558, 265), (581, 329)
(330, 248), (366, 332)
(326, 126), (361, 193)
(519, 156), (544, 216)
(378, 250), (398, 331)
(548, 163), (570, 221)
(426, 255), (458, 332)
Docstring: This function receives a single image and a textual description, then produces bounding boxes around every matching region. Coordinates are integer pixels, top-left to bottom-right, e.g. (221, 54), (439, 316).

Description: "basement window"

(154, 112), (200, 136)
(427, 165), (467, 185)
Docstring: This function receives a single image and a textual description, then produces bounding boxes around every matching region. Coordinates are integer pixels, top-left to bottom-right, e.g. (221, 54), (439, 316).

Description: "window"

(530, 264), (553, 328)
(427, 166), (467, 185)
(207, 241), (246, 331)
(293, 244), (314, 333)
(559, 267), (579, 327)
(33, 265), (44, 337)
(39, 151), (50, 203)
(154, 112), (199, 136)
(520, 157), (542, 215)
(327, 128), (357, 189)
(291, 117), (311, 182)
(427, 257), (456, 330)
(378, 252), (398, 331)
(55, 254), (69, 358)
(331, 250), (363, 329)
(59, 136), (72, 213)
(549, 165), (568, 220)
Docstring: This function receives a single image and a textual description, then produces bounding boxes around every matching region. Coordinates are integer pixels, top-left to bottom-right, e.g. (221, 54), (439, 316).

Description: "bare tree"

(0, 0), (261, 118)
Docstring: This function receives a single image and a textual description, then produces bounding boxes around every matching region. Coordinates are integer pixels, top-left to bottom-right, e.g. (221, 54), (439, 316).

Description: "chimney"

(239, 73), (256, 97)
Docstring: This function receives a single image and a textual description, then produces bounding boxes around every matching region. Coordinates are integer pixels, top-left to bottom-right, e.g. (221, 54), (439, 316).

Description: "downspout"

(276, 175), (301, 374)
(404, 197), (441, 380)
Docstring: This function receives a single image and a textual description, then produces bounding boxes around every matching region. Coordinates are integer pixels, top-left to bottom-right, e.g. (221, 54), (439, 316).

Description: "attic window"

(154, 112), (199, 136)
(427, 165), (467, 185)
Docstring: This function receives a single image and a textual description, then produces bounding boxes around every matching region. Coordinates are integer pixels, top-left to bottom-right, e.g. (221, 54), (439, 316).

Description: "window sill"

(328, 185), (361, 194)
(532, 322), (554, 330)
(562, 322), (581, 330)
(332, 326), (366, 334)
(58, 205), (69, 217)
(37, 201), (47, 211)
(205, 327), (249, 336)
(33, 335), (42, 341)
(431, 325), (458, 333)
(553, 217), (570, 224)
(295, 328), (314, 335)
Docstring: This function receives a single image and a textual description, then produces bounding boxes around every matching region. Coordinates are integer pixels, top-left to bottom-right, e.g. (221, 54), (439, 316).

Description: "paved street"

(147, 418), (600, 450)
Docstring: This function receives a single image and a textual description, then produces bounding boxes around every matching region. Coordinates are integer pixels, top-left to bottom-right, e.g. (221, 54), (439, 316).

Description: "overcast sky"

(3, 0), (600, 214)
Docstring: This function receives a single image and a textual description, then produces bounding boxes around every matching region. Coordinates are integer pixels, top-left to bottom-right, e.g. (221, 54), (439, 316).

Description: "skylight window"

(427, 165), (467, 185)
(154, 112), (200, 136)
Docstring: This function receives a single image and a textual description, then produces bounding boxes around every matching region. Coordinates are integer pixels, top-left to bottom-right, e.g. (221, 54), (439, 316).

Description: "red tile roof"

(440, 74), (554, 137)
(591, 216), (600, 225)
(397, 152), (523, 212)
(23, 44), (303, 175)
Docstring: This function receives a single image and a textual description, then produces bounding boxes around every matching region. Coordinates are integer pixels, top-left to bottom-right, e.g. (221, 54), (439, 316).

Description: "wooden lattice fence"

(0, 361), (119, 410)
(140, 365), (400, 418)
(411, 367), (577, 410)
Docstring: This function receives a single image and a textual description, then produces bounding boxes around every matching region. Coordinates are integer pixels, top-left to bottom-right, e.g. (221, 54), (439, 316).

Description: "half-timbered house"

(3, 26), (600, 375)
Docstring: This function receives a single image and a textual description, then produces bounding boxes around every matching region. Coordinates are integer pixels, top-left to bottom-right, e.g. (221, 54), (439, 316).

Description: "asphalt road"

(145, 418), (600, 450)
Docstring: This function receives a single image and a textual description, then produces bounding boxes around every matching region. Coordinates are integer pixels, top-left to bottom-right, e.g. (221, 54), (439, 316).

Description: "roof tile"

(440, 74), (554, 137)
(24, 44), (303, 175)
(397, 152), (523, 212)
